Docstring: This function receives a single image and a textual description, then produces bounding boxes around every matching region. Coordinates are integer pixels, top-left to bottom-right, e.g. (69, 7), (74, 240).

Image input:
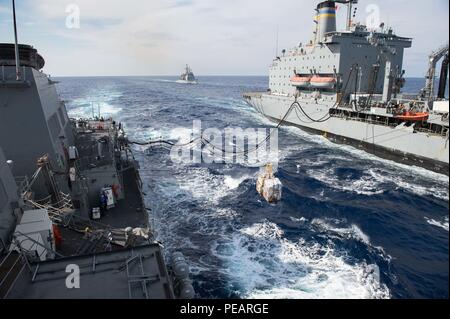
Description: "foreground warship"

(244, 0), (449, 175)
(0, 3), (194, 299)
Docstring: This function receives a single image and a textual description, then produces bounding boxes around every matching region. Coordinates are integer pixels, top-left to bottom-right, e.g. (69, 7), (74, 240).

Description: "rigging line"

(20, 167), (43, 194)
(290, 64), (358, 123)
(361, 123), (420, 142)
(292, 100), (339, 119)
(367, 130), (423, 146)
(330, 63), (357, 110)
(365, 60), (381, 109)
(292, 106), (318, 124)
(201, 103), (297, 156)
(129, 136), (202, 148)
(130, 140), (176, 146)
(293, 101), (331, 123)
(138, 102), (297, 157)
(353, 64), (360, 112)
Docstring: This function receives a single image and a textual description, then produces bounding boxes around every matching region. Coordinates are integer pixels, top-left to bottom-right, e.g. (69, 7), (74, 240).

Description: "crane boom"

(421, 44), (449, 106)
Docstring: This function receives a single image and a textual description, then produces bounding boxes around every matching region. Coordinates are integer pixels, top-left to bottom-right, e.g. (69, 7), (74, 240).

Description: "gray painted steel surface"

(244, 1), (449, 174)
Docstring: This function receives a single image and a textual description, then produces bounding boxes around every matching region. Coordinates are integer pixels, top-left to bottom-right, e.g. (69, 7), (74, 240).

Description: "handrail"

(0, 250), (15, 269)
(0, 252), (22, 289)
(13, 231), (65, 258)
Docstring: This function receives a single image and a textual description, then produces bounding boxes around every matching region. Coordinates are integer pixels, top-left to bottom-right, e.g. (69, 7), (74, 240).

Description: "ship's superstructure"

(177, 64), (197, 84)
(244, 0), (449, 175)
(0, 44), (74, 180)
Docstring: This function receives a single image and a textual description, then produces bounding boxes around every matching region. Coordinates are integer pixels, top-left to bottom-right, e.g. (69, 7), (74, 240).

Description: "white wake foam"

(311, 219), (371, 245)
(307, 167), (385, 196)
(217, 221), (390, 299)
(306, 165), (449, 200)
(67, 95), (123, 119)
(175, 167), (253, 204)
(425, 216), (449, 231)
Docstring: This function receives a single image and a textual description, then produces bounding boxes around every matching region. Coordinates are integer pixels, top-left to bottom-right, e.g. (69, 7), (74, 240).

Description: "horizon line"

(50, 74), (431, 79)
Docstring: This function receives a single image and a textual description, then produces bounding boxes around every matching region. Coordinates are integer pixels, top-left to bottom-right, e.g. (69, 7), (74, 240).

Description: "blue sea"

(56, 76), (449, 299)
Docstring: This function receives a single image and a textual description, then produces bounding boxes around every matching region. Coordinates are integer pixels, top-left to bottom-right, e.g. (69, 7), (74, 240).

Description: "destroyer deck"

(5, 244), (174, 299)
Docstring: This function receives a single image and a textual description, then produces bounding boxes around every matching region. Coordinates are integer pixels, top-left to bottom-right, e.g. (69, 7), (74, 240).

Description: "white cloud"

(1, 0), (448, 76)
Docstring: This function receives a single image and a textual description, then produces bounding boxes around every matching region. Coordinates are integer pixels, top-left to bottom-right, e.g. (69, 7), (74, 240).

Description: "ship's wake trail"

(214, 221), (390, 299)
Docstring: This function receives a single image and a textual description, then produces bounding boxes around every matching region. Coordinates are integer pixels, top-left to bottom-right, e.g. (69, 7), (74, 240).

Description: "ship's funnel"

(316, 1), (337, 42)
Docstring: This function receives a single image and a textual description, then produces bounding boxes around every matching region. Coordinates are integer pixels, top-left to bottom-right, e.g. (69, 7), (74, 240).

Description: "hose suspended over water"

(291, 63), (358, 123)
(128, 102), (297, 157)
(129, 64), (359, 155)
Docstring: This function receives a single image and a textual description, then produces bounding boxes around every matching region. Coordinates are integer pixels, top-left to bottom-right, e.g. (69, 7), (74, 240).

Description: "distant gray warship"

(177, 64), (197, 84)
(0, 2), (194, 299)
(244, 0), (449, 175)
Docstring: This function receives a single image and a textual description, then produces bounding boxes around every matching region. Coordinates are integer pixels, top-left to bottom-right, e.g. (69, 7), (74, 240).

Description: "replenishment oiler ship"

(0, 2), (194, 299)
(244, 0), (449, 175)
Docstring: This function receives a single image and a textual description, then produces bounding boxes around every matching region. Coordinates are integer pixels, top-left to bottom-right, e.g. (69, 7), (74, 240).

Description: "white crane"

(420, 44), (449, 108)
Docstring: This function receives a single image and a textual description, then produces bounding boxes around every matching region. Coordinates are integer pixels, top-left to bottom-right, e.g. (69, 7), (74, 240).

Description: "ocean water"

(56, 76), (449, 299)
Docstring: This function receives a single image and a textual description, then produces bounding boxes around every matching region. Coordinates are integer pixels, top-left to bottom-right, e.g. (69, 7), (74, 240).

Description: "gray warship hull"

(244, 93), (449, 175)
(243, 0), (449, 176)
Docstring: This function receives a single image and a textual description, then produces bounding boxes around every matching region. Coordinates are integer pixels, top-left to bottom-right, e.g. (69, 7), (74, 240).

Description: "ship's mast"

(12, 0), (21, 80)
(346, 0), (353, 30)
(334, 0), (358, 31)
(276, 25), (279, 57)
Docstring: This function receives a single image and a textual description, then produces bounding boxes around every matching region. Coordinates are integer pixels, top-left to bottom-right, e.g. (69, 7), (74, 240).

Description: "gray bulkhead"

(269, 12), (411, 101)
(0, 65), (74, 183)
(0, 147), (21, 252)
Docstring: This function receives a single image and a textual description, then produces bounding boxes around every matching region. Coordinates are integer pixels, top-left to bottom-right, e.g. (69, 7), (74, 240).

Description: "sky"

(0, 0), (448, 77)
